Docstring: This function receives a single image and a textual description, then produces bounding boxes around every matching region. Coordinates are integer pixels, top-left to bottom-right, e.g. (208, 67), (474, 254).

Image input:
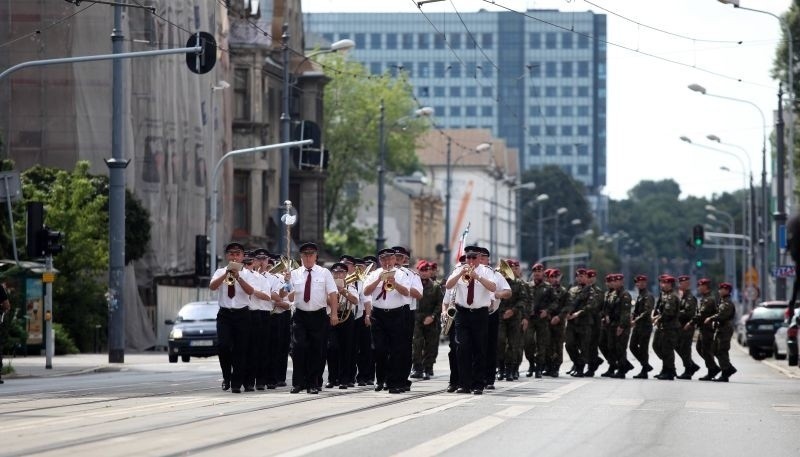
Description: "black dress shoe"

(277, 381), (287, 387)
(0, 379), (4, 384)
(712, 375), (729, 382)
(357, 381), (366, 386)
(600, 369), (615, 378)
(388, 388), (403, 394)
(698, 373), (714, 381)
(348, 383), (355, 387)
(339, 384), (348, 389)
(308, 387), (320, 394)
(366, 381), (375, 385)
(676, 372), (692, 380)
(456, 387), (471, 394)
(535, 370), (543, 379)
(267, 384), (277, 389)
(256, 384), (265, 391)
(446, 384), (458, 393)
(472, 389), (483, 395)
(655, 373), (674, 381)
(632, 371), (648, 379)
(485, 384), (495, 390)
(423, 373), (430, 380)
(290, 386), (303, 394)
(410, 371), (424, 379)
(231, 388), (242, 393)
(374, 383), (385, 392)
(221, 380), (231, 391)
(325, 382), (335, 389)
(244, 386), (255, 392)
(612, 371), (626, 379)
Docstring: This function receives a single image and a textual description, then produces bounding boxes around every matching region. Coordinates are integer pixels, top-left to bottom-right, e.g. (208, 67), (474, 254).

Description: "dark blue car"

(165, 301), (219, 363)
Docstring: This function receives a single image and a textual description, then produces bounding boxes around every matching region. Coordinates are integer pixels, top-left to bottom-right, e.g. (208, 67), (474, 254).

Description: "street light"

(443, 140), (489, 273)
(281, 27), (355, 254)
(569, 227), (593, 280)
(534, 193), (549, 262)
(377, 104), (434, 252)
(706, 206), (738, 294)
(208, 80), (230, 237)
(511, 181), (536, 264)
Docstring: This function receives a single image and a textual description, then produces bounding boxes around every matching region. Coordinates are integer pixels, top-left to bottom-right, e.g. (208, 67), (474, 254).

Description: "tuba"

(268, 256), (297, 275)
(496, 259), (515, 281)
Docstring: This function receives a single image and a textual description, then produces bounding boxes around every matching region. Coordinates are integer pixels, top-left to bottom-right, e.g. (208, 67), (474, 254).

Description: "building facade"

(304, 9), (607, 194)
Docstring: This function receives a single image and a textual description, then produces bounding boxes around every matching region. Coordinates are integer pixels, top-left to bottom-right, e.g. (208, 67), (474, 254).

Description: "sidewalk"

(2, 352), (169, 378)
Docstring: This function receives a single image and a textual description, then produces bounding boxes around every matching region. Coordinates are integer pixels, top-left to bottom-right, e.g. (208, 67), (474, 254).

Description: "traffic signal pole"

(44, 255), (54, 369)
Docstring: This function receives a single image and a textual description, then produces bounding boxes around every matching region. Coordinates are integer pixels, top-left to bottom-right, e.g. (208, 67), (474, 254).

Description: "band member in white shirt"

(354, 256), (376, 385)
(245, 248), (282, 390)
(287, 242), (339, 394)
(393, 246), (423, 391)
(444, 245), (497, 395)
(326, 262), (359, 389)
(209, 242), (256, 394)
(267, 253), (292, 388)
(364, 248), (413, 394)
(479, 248), (511, 390)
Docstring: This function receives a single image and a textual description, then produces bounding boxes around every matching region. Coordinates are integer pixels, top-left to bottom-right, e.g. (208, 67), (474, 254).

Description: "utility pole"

(775, 85), (787, 300)
(443, 137), (452, 274)
(280, 24), (291, 255)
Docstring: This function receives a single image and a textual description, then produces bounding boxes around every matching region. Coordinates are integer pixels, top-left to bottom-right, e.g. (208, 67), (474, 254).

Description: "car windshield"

(751, 307), (785, 321)
(177, 303), (218, 321)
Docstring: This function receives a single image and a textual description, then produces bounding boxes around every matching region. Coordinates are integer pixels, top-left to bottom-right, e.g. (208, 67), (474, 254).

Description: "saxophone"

(441, 290), (457, 337)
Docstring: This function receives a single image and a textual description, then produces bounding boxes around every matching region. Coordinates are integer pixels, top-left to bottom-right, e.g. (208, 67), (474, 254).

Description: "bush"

(53, 323), (79, 355)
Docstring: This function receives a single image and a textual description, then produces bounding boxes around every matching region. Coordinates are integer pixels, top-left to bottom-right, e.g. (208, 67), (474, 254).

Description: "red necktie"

(467, 278), (475, 305)
(376, 283), (387, 300)
(227, 280), (235, 299)
(303, 268), (312, 302)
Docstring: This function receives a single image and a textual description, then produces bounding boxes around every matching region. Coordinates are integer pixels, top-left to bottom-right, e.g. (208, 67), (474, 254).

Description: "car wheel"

(181, 355), (190, 363)
(789, 353), (798, 366)
(168, 354), (178, 363)
(774, 344), (787, 360)
(749, 346), (766, 360)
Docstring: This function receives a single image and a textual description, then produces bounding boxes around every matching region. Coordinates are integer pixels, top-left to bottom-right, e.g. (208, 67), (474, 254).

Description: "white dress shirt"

(446, 264), (495, 308)
(290, 264), (337, 312)
(490, 271), (511, 313)
(249, 272), (281, 311)
(367, 267), (412, 310)
(401, 267), (423, 311)
(212, 267), (255, 309)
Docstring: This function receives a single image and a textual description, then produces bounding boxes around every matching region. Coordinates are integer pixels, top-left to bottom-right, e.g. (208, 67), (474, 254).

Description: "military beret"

(576, 268), (588, 275)
(677, 275), (690, 282)
(660, 275), (676, 283)
(330, 262), (348, 273)
(299, 242), (318, 253)
(634, 274), (648, 282)
(605, 274), (614, 282)
(416, 259), (428, 270)
(544, 268), (554, 277)
(506, 259), (519, 267)
(615, 274), (624, 281)
(458, 254), (466, 263)
(340, 255), (356, 264)
(697, 278), (711, 286)
(531, 263), (544, 271)
(586, 269), (597, 278)
(430, 262), (438, 270)
(719, 282), (732, 290)
(225, 242), (245, 252)
(549, 268), (561, 278)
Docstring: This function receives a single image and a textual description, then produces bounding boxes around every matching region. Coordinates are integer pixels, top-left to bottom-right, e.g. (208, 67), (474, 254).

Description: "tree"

(321, 54), (429, 236)
(772, 1), (800, 198)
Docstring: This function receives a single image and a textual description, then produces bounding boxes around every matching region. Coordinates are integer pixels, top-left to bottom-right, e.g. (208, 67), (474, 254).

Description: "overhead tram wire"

(484, 0), (776, 90)
(127, 0), (231, 53)
(0, 2), (96, 49)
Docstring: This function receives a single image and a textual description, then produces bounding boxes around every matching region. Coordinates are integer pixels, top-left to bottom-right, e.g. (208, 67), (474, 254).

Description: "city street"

(1, 345), (799, 457)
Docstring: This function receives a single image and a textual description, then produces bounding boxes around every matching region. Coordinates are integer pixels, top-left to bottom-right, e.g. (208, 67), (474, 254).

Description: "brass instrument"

(224, 261), (243, 286)
(268, 256), (298, 275)
(441, 292), (457, 336)
(381, 268), (396, 291)
(496, 259), (515, 281)
(461, 265), (474, 283)
(345, 262), (373, 286)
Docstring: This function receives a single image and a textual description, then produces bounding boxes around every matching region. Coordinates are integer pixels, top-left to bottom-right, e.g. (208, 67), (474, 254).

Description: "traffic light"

(43, 228), (64, 256)
(26, 202), (44, 258)
(692, 224), (704, 247)
(195, 235), (209, 277)
(695, 259), (703, 268)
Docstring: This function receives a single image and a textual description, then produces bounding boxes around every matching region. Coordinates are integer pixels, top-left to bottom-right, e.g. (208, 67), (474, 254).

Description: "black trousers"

(355, 314), (375, 383)
(291, 309), (329, 389)
(485, 311), (499, 385)
(268, 311), (291, 384)
(217, 307), (250, 389)
(402, 307), (415, 385)
(455, 306), (488, 390)
(327, 315), (355, 385)
(448, 324), (459, 386)
(245, 310), (270, 387)
(371, 306), (408, 389)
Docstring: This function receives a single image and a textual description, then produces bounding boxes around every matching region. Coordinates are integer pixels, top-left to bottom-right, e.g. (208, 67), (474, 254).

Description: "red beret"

(531, 263), (544, 271)
(605, 274), (614, 282)
(544, 268), (554, 277)
(678, 275), (690, 282)
(719, 282), (732, 290)
(576, 268), (587, 275)
(549, 268), (561, 278)
(416, 259), (428, 270)
(634, 274), (648, 282)
(586, 269), (597, 278)
(660, 275), (676, 284)
(697, 278), (711, 286)
(615, 274), (624, 281)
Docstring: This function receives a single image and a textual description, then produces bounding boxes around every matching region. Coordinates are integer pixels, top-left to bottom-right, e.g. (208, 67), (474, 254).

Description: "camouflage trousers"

(588, 320), (602, 368)
(497, 316), (523, 366)
(531, 318), (551, 367)
(713, 326), (734, 371)
(629, 325), (652, 368)
(676, 326), (697, 370)
(604, 325), (630, 370)
(523, 320), (537, 368)
(654, 327), (678, 374)
(696, 328), (718, 371)
(548, 321), (566, 367)
(411, 315), (440, 371)
(565, 323), (591, 367)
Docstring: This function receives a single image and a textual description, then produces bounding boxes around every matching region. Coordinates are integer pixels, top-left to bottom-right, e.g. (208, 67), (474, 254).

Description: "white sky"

(301, 0), (791, 200)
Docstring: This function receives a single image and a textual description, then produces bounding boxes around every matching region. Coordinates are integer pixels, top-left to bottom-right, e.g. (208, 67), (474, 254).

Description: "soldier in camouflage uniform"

(653, 275), (680, 380)
(524, 263), (548, 377)
(676, 275), (701, 379)
(708, 282), (737, 382)
(630, 274), (655, 379)
(598, 274), (616, 377)
(529, 268), (558, 378)
(693, 278), (720, 381)
(585, 269), (604, 377)
(606, 274), (633, 378)
(497, 259), (528, 381)
(565, 268), (598, 377)
(411, 261), (444, 380)
(546, 268), (569, 377)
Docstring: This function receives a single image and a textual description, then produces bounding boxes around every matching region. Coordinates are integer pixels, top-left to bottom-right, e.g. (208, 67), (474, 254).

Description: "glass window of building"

(450, 63), (461, 77)
(435, 105), (446, 116)
(466, 61), (477, 77)
(561, 106), (573, 116)
(389, 63), (399, 77)
(450, 106), (461, 116)
(545, 105), (557, 116)
(577, 144), (589, 155)
(561, 125), (573, 136)
(418, 87), (430, 97)
(577, 87), (590, 97)
(577, 105), (590, 115)
(546, 125), (556, 136)
(482, 63), (492, 77)
(562, 32), (573, 49)
(530, 125), (541, 136)
(578, 34), (589, 49)
(530, 86), (541, 97)
(481, 33), (493, 49)
(578, 164), (589, 175)
(545, 86), (557, 97)
(450, 33), (461, 49)
(562, 86), (573, 97)
(482, 86), (493, 97)
(545, 62), (557, 77)
(434, 33), (445, 49)
(561, 145), (573, 155)
(419, 62), (430, 77)
(339, 33), (350, 40)
(234, 68), (250, 121)
(530, 144), (542, 156)
(434, 86), (445, 97)
(529, 32), (541, 49)
(402, 33), (413, 49)
(387, 33), (397, 49)
(355, 33), (366, 49)
(546, 145), (557, 155)
(577, 125), (589, 135)
(370, 33), (381, 49)
(577, 61), (590, 77)
(466, 86), (477, 97)
(370, 62), (382, 75)
(481, 106), (493, 116)
(466, 105), (477, 116)
(561, 165), (572, 175)
(233, 170), (250, 235)
(434, 62), (445, 78)
(598, 63), (606, 79)
(562, 61), (573, 77)
(450, 86), (462, 97)
(529, 106), (541, 116)
(419, 33), (429, 49)
(323, 33), (334, 43)
(466, 35), (477, 49)
(529, 63), (541, 78)
(402, 62), (413, 76)
(545, 32), (557, 49)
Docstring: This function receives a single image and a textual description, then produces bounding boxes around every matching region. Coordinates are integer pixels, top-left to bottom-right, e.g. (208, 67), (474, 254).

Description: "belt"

(373, 305), (409, 313)
(456, 305), (487, 312)
(219, 307), (249, 313)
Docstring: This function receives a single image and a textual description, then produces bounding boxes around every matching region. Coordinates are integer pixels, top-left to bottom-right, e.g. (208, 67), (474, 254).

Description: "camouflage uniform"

(676, 289), (699, 376)
(524, 280), (548, 374)
(597, 287), (614, 374)
(629, 288), (654, 374)
(530, 283), (556, 376)
(564, 284), (598, 375)
(547, 283), (569, 375)
(605, 287), (632, 375)
(654, 289), (680, 378)
(497, 278), (528, 379)
(412, 278), (444, 376)
(587, 282), (605, 373)
(694, 291), (719, 379)
(712, 295), (736, 376)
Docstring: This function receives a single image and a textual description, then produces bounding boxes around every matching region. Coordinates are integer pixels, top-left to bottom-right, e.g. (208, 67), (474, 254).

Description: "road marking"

(772, 404), (800, 413)
(685, 401), (729, 410)
(762, 360), (800, 379)
(506, 380), (589, 403)
(607, 399), (644, 407)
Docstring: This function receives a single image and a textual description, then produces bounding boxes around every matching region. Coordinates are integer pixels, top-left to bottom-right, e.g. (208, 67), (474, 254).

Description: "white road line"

(684, 401), (729, 410)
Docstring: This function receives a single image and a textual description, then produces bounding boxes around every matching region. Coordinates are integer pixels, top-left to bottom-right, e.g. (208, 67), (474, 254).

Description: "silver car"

(774, 307), (799, 361)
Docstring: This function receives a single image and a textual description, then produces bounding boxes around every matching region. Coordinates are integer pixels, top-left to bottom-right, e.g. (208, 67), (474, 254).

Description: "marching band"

(209, 240), (741, 395)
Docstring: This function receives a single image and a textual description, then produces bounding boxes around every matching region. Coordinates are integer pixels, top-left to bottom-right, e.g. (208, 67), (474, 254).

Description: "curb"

(5, 365), (123, 379)
(734, 340), (800, 379)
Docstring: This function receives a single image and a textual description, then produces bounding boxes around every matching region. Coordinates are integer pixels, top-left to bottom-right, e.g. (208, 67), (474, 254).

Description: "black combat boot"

(534, 369), (542, 378)
(676, 370), (692, 380)
(698, 371), (715, 381)
(410, 365), (424, 379)
(504, 365), (516, 381)
(570, 365), (585, 377)
(713, 365), (737, 382)
(513, 364), (520, 380)
(655, 371), (675, 381)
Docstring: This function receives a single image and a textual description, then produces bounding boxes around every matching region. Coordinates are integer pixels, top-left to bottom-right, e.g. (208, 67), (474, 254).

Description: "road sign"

(779, 224), (787, 250)
(772, 265), (796, 278)
(185, 32), (216, 75)
(744, 286), (759, 301)
(744, 267), (759, 286)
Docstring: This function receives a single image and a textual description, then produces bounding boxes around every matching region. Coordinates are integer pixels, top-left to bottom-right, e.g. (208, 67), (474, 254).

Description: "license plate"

(758, 324), (774, 330)
(190, 340), (213, 347)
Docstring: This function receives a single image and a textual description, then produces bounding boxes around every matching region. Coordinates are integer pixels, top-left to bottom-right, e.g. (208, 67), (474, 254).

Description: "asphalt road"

(1, 346), (798, 457)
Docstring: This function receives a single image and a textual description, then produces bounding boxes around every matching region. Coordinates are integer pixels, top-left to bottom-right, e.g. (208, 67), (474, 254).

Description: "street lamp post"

(208, 80), (229, 237)
(534, 193), (549, 262)
(553, 207), (568, 255)
(688, 83), (769, 300)
(511, 182), (536, 262)
(569, 226), (592, 280)
(707, 209), (737, 295)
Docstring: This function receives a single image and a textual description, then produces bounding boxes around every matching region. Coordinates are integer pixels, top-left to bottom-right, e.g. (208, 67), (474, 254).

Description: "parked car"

(165, 301), (219, 363)
(775, 307), (800, 361)
(746, 302), (788, 360)
(736, 312), (751, 346)
(787, 309), (799, 366)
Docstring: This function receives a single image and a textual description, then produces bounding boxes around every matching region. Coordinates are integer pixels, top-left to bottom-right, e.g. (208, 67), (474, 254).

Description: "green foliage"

(320, 53), (429, 231)
(0, 305), (27, 356)
(518, 166), (593, 261)
(53, 322), (79, 355)
(324, 225), (376, 259)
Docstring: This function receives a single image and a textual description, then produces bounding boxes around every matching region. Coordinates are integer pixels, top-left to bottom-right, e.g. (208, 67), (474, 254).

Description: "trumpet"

(381, 268), (396, 291)
(224, 261), (243, 286)
(461, 265), (474, 283)
(441, 292), (457, 337)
